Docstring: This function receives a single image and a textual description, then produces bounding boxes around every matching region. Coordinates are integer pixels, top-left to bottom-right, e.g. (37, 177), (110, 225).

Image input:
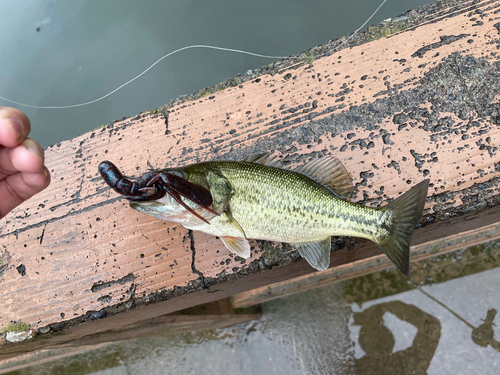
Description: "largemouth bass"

(101, 154), (429, 275)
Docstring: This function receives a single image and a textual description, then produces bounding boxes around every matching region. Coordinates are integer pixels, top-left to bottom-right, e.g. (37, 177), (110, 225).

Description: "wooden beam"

(1, 0), (499, 356)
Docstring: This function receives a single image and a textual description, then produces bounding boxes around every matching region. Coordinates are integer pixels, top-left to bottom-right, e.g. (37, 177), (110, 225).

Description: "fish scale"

(197, 161), (386, 243)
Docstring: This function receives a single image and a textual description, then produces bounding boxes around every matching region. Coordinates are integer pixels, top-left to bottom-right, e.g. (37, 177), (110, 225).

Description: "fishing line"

(0, 0), (387, 110)
(418, 288), (474, 329)
(0, 46), (288, 110)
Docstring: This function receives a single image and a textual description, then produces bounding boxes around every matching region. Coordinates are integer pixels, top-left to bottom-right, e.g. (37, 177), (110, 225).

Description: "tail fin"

(377, 179), (429, 276)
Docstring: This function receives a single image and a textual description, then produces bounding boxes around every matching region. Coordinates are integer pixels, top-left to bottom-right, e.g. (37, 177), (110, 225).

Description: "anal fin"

(293, 238), (332, 271)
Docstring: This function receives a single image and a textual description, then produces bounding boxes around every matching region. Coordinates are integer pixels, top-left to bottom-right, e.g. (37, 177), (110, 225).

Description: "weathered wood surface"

(1, 0), (500, 353)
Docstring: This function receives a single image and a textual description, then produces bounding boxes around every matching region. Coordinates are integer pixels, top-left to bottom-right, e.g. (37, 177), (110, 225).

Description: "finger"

(0, 107), (31, 148)
(0, 138), (45, 179)
(0, 166), (50, 219)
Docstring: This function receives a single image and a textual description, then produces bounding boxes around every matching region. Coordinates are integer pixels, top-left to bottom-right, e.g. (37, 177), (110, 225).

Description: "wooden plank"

(1, 0), (500, 356)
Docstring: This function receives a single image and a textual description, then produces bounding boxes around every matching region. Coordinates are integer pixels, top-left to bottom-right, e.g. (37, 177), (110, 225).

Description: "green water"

(0, 0), (432, 148)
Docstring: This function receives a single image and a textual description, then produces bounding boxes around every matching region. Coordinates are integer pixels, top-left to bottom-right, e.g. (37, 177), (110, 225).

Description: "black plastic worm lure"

(98, 161), (217, 224)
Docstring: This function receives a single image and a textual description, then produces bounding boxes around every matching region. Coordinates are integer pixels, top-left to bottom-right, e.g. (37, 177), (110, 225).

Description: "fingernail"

(43, 166), (50, 180)
(7, 117), (26, 141)
(24, 139), (43, 161)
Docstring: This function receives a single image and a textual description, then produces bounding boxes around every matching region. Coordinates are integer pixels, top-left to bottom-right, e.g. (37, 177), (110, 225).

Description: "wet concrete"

(5, 240), (500, 375)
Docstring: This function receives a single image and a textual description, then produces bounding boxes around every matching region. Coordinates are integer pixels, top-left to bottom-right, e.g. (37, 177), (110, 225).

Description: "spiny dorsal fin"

(245, 153), (352, 199)
(293, 238), (332, 271)
(294, 156), (353, 199)
(244, 153), (285, 169)
(220, 236), (251, 258)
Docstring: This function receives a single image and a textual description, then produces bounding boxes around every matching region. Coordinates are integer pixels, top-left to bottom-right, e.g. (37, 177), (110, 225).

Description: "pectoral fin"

(220, 236), (251, 258)
(224, 211), (247, 238)
(293, 238), (332, 271)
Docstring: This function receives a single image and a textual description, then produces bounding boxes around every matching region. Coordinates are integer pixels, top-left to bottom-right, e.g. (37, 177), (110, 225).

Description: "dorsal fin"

(245, 153), (353, 199)
(244, 153), (285, 169)
(294, 156), (353, 199)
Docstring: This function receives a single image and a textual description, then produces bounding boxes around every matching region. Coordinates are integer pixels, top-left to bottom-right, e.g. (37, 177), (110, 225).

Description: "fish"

(120, 154), (429, 275)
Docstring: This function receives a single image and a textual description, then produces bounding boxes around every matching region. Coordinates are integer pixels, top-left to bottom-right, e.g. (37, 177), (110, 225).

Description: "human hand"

(0, 107), (51, 219)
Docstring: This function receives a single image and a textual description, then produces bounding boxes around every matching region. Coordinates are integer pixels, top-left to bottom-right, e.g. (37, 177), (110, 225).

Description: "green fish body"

(131, 154), (429, 275)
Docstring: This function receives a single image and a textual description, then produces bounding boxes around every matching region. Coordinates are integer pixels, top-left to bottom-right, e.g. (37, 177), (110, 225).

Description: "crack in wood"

(188, 229), (206, 288)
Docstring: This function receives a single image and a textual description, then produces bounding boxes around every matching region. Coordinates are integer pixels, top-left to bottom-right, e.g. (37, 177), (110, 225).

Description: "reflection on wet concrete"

(472, 309), (500, 352)
(344, 240), (500, 306)
(353, 300), (440, 374)
(5, 240), (500, 375)
(419, 288), (500, 353)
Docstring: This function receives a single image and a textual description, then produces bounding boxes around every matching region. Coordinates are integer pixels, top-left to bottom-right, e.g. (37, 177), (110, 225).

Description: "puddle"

(6, 240), (500, 375)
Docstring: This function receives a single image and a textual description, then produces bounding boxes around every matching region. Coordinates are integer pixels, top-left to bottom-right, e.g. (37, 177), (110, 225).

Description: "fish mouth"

(129, 194), (217, 225)
(130, 193), (199, 215)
